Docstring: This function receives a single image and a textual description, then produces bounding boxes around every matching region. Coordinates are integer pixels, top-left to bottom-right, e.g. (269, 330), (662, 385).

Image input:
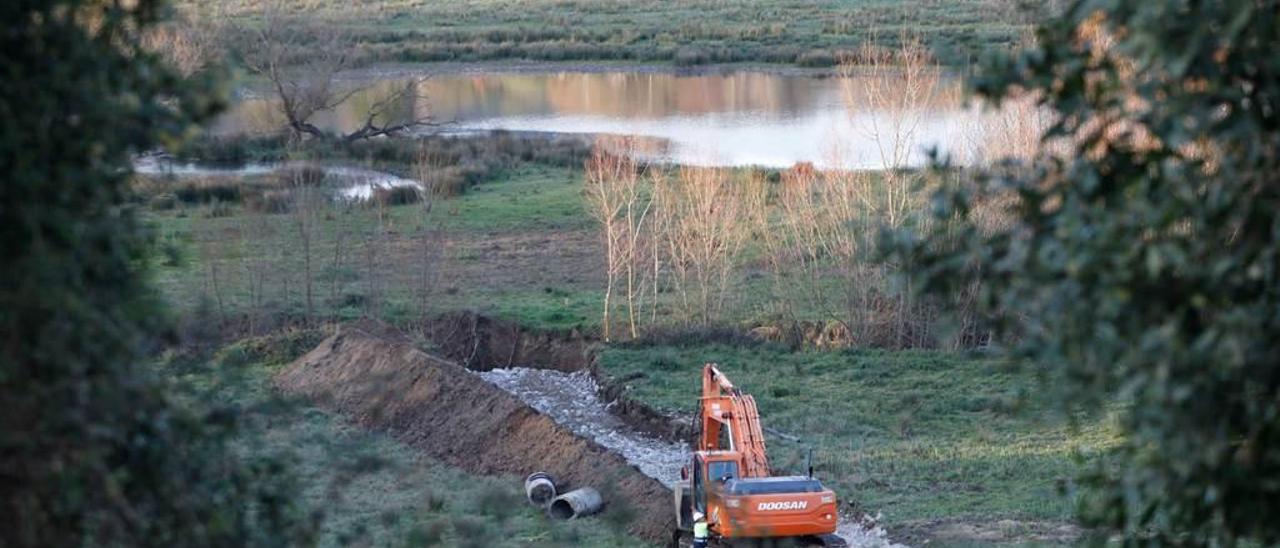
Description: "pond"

(134, 156), (422, 201)
(217, 68), (1031, 169)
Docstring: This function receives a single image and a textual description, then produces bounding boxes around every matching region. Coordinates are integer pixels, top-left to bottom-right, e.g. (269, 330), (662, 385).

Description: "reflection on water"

(134, 157), (421, 201)
(218, 71), (1020, 169)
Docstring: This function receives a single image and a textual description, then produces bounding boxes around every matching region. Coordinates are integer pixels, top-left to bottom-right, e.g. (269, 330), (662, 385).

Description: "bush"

(892, 0), (1280, 542)
(274, 165), (325, 187)
(371, 185), (420, 207)
(173, 177), (241, 205)
(796, 48), (836, 67)
(149, 193), (178, 210)
(206, 199), (236, 218)
(245, 189), (294, 214)
(674, 46), (711, 67)
(1, 0), (314, 545)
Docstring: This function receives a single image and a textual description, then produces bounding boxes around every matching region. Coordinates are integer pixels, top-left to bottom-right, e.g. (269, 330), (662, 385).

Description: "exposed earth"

(274, 320), (674, 542)
(478, 367), (690, 484)
(276, 319), (917, 546)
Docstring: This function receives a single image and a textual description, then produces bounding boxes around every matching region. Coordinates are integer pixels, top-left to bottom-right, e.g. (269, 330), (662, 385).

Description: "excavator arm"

(675, 363), (843, 545)
(698, 363), (771, 477)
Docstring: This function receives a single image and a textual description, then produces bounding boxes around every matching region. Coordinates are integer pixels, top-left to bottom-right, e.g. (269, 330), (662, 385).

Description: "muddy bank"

(422, 312), (694, 443)
(423, 311), (596, 372)
(275, 319), (674, 542)
(599, 374), (696, 442)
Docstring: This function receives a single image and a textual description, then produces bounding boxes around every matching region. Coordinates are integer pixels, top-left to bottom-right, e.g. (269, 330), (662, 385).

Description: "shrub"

(2, 0), (314, 545)
(796, 48), (836, 67)
(206, 199), (236, 218)
(149, 193), (178, 210)
(274, 165), (325, 187)
(892, 0), (1280, 543)
(174, 178), (241, 205)
(371, 185), (421, 207)
(674, 46), (711, 67)
(245, 189), (294, 214)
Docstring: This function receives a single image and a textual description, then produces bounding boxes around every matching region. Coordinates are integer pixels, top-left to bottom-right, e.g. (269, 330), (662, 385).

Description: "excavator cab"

(672, 364), (843, 546)
(683, 453), (739, 514)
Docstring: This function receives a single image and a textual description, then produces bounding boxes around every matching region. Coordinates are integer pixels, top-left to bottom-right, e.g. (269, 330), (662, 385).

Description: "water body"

(218, 70), (1017, 169)
(134, 156), (422, 201)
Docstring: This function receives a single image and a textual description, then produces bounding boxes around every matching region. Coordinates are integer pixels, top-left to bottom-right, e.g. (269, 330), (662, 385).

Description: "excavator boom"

(675, 363), (842, 545)
(699, 364), (771, 477)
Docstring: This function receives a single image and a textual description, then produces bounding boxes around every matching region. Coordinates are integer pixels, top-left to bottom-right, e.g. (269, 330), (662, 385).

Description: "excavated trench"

(479, 367), (690, 484)
(279, 315), (903, 546)
(475, 368), (902, 548)
(275, 319), (674, 542)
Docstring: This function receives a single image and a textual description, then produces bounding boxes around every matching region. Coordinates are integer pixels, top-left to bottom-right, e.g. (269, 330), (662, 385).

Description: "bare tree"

(362, 174), (389, 318)
(652, 166), (748, 326)
(141, 5), (224, 78)
(235, 2), (435, 141)
(584, 140), (649, 341)
(829, 36), (943, 347)
(290, 166), (321, 322)
(241, 206), (275, 335)
(197, 223), (231, 331)
(411, 147), (447, 323)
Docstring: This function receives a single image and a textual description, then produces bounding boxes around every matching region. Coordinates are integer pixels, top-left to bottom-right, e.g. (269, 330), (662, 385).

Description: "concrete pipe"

(525, 472), (557, 506)
(547, 487), (604, 520)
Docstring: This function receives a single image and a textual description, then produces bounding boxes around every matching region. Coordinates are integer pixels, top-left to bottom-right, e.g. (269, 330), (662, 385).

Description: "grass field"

(598, 343), (1116, 542)
(148, 164), (602, 328)
(184, 0), (1037, 67)
(148, 154), (1111, 544)
(171, 331), (643, 547)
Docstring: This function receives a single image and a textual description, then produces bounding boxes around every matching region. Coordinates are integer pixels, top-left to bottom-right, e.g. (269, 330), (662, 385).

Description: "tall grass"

(181, 0), (1039, 68)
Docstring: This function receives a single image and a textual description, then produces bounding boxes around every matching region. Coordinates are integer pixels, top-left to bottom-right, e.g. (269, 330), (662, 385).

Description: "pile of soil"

(274, 319), (674, 542)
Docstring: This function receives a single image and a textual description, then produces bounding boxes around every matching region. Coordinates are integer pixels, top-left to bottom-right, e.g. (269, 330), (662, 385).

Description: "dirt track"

(274, 320), (674, 542)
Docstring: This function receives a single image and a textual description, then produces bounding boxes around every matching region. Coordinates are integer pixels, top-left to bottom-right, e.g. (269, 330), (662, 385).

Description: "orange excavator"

(673, 364), (845, 547)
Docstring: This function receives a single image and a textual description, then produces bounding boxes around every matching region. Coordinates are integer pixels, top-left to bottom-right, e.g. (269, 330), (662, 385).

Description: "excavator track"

(673, 531), (849, 547)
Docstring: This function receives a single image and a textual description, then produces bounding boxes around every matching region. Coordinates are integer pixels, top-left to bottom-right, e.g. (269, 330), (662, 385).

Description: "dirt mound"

(275, 320), (674, 542)
(422, 311), (595, 372)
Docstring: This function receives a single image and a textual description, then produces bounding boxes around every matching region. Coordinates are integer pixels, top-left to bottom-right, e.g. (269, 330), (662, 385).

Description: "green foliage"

(0, 0), (312, 545)
(888, 0), (1280, 542)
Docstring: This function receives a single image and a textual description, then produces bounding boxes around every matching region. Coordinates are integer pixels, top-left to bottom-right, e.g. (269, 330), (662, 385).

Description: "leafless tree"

(362, 176), (389, 317)
(235, 2), (435, 141)
(197, 223), (231, 331)
(584, 139), (651, 341)
(652, 166), (748, 326)
(411, 147), (447, 323)
(290, 167), (321, 322)
(831, 36), (943, 347)
(241, 207), (275, 335)
(141, 6), (225, 78)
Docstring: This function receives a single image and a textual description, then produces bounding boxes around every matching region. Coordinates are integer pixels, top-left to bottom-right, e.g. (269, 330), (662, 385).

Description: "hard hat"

(693, 510), (704, 521)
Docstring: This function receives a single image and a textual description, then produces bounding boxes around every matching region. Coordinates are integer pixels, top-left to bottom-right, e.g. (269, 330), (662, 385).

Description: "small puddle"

(133, 156), (422, 202)
(478, 367), (906, 548)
